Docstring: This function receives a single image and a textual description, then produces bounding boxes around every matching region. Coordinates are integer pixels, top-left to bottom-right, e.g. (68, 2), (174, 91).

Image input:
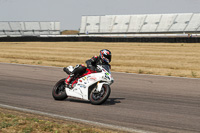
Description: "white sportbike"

(52, 65), (114, 105)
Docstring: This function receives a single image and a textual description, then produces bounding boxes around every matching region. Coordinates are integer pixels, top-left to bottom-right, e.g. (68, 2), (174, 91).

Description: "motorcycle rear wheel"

(89, 84), (111, 105)
(52, 78), (68, 100)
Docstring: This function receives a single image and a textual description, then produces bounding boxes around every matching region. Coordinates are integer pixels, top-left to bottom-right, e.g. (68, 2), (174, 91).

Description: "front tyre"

(52, 78), (67, 100)
(89, 84), (111, 105)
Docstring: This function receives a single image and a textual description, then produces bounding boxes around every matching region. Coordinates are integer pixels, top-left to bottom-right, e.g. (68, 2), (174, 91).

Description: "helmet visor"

(104, 54), (111, 63)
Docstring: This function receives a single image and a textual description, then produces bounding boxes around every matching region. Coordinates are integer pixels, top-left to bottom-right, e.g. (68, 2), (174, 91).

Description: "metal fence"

(1, 36), (200, 43)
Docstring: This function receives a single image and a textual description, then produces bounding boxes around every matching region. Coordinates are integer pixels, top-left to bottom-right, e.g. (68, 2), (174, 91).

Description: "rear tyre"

(52, 78), (67, 100)
(89, 84), (111, 105)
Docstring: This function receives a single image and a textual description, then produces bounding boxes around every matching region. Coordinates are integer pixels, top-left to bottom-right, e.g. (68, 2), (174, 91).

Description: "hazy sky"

(0, 0), (200, 30)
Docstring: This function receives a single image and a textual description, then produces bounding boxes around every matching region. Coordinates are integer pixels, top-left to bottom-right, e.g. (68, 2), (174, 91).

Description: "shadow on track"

(65, 98), (91, 104)
(103, 98), (125, 105)
(63, 97), (125, 105)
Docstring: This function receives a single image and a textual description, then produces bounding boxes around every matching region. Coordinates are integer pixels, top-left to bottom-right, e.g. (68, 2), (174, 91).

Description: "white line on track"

(0, 62), (199, 80)
(0, 104), (152, 133)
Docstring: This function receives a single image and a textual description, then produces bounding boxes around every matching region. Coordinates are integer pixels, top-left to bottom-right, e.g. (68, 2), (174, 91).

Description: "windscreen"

(102, 65), (111, 73)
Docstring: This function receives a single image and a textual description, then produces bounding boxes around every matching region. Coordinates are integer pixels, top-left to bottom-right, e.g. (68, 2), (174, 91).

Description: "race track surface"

(0, 63), (200, 133)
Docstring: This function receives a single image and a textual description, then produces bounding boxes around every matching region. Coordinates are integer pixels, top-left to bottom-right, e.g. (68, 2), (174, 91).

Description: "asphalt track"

(0, 63), (200, 133)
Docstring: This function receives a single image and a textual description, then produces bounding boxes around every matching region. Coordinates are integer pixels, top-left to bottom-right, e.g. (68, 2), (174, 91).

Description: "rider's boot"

(66, 74), (74, 89)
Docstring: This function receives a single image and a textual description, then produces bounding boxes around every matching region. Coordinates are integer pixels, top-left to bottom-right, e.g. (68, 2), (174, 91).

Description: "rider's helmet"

(100, 49), (112, 63)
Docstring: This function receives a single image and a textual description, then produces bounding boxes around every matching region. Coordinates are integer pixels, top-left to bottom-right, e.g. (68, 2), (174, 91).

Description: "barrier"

(0, 36), (200, 43)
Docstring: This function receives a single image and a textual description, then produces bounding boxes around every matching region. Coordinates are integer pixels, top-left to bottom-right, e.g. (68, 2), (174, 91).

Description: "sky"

(0, 0), (200, 30)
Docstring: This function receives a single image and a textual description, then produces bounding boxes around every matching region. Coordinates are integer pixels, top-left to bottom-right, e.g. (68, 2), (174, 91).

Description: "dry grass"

(0, 108), (121, 133)
(61, 30), (79, 35)
(0, 42), (200, 78)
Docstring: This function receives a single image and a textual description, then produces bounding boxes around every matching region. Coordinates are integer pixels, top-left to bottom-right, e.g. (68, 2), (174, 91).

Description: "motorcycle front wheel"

(89, 84), (111, 105)
(52, 78), (68, 100)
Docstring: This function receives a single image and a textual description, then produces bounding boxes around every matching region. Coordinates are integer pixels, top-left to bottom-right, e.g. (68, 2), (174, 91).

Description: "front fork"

(96, 82), (105, 92)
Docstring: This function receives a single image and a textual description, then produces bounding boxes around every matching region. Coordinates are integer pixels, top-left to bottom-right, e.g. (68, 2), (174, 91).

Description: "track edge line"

(0, 103), (152, 133)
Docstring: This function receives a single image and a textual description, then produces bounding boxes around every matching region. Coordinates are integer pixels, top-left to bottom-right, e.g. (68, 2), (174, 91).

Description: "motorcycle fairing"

(65, 65), (113, 101)
(65, 73), (103, 100)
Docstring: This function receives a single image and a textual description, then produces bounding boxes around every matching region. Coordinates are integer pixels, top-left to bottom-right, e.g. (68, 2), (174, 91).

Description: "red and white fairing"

(65, 65), (114, 100)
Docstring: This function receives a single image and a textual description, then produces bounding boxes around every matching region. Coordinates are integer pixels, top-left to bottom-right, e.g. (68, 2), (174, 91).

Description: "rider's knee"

(73, 64), (86, 75)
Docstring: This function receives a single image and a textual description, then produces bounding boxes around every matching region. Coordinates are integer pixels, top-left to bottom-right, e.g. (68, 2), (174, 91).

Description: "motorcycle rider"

(64, 49), (112, 88)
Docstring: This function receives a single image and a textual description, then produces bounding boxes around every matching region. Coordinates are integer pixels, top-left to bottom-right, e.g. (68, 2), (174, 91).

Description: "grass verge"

(0, 108), (123, 133)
